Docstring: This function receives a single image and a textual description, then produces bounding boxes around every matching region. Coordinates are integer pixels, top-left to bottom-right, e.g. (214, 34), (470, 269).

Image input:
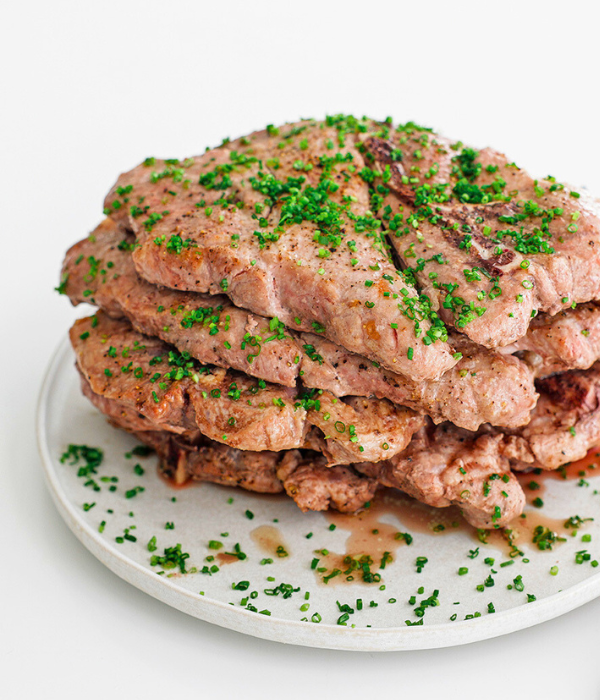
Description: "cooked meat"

(134, 428), (285, 492)
(276, 451), (378, 513)
(72, 312), (307, 451)
(80, 375), (281, 491)
(63, 217), (537, 429)
(78, 368), (188, 436)
(63, 218), (300, 388)
(162, 438), (284, 493)
(349, 362), (600, 526)
(58, 113), (600, 531)
(300, 331), (536, 430)
(509, 362), (600, 470)
(104, 119), (457, 381)
(502, 302), (600, 377)
(355, 421), (525, 529)
(103, 422), (379, 514)
(303, 393), (423, 465)
(368, 363), (600, 485)
(87, 377), (522, 525)
(88, 335), (600, 524)
(72, 311), (424, 463)
(361, 124), (600, 348)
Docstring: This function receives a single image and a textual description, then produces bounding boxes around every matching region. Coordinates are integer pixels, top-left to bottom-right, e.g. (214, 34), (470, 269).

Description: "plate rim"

(36, 333), (600, 651)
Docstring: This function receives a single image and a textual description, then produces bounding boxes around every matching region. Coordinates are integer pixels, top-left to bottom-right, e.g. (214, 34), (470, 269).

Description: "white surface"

(38, 337), (600, 651)
(2, 0), (600, 696)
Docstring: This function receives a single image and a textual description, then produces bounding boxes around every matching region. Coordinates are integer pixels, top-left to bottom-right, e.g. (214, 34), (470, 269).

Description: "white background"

(2, 1), (600, 697)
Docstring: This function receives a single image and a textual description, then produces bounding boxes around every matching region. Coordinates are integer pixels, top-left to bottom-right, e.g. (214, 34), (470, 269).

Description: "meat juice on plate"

(312, 491), (466, 586)
(251, 524), (291, 560)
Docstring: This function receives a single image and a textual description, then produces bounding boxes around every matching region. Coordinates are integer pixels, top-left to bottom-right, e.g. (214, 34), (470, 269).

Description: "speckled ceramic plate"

(37, 335), (600, 651)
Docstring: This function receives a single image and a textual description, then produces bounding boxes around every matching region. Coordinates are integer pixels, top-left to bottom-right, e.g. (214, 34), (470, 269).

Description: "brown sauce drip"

(250, 525), (290, 559)
(216, 552), (240, 565)
(484, 510), (573, 556)
(501, 444), (599, 554)
(315, 490), (466, 585)
(316, 487), (591, 579)
(512, 511), (571, 539)
(371, 491), (468, 536)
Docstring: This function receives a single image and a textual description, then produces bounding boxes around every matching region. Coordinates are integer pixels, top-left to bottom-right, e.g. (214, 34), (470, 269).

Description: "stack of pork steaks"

(59, 116), (600, 529)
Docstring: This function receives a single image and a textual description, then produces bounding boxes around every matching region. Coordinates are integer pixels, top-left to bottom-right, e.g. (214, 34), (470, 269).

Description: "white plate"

(37, 336), (600, 651)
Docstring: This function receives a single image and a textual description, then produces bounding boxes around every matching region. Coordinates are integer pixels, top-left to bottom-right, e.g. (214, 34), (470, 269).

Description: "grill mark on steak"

(507, 362), (600, 470)
(535, 372), (597, 411)
(362, 127), (600, 348)
(362, 136), (409, 196)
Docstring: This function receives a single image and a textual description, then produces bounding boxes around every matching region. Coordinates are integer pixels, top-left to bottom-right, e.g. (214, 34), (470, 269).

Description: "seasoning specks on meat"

(105, 118), (457, 382)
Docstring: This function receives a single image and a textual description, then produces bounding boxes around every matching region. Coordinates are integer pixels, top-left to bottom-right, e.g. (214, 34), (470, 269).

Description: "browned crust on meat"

(70, 311), (423, 463)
